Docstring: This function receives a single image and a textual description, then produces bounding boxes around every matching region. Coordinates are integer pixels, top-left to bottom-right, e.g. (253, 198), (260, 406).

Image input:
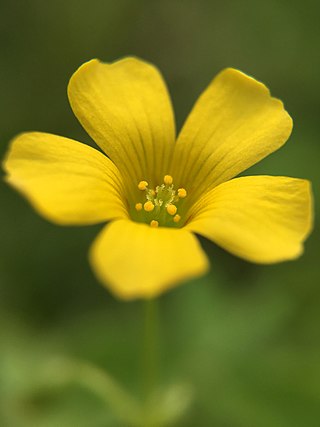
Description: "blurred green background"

(0, 0), (319, 426)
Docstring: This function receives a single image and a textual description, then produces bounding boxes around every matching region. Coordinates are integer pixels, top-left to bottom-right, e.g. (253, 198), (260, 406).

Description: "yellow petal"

(68, 57), (176, 190)
(89, 220), (209, 300)
(186, 176), (313, 263)
(3, 132), (128, 225)
(172, 68), (293, 206)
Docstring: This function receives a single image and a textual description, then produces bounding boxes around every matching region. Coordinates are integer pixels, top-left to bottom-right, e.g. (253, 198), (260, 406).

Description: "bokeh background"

(0, 0), (319, 426)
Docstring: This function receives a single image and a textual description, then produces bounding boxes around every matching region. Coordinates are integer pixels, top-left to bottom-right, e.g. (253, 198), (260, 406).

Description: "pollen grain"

(177, 188), (187, 198)
(166, 204), (177, 216)
(173, 214), (181, 223)
(163, 175), (173, 185)
(144, 200), (155, 212)
(138, 180), (148, 190)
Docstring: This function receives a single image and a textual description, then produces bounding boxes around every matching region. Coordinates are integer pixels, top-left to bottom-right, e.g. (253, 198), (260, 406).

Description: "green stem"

(143, 298), (159, 422)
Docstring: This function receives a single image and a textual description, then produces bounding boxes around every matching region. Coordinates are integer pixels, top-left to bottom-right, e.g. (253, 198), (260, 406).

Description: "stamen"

(173, 214), (181, 223)
(138, 180), (148, 190)
(177, 188), (187, 198)
(163, 175), (173, 185)
(166, 204), (177, 216)
(134, 177), (186, 228)
(144, 201), (155, 212)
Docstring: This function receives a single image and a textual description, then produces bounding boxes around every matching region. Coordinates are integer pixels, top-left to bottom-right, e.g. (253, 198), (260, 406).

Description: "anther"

(177, 188), (187, 198)
(144, 201), (155, 212)
(135, 202), (143, 211)
(173, 214), (181, 223)
(150, 220), (159, 228)
(164, 175), (173, 185)
(166, 204), (177, 216)
(138, 180), (148, 190)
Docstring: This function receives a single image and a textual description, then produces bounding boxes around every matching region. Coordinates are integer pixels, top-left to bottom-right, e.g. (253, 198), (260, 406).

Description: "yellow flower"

(3, 58), (313, 300)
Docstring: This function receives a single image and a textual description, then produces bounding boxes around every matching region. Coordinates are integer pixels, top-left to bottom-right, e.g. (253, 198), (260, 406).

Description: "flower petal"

(186, 176), (313, 263)
(89, 219), (209, 299)
(68, 57), (176, 189)
(3, 132), (128, 225)
(172, 68), (293, 205)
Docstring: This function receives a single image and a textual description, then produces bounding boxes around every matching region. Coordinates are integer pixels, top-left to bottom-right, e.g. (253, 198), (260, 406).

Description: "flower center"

(132, 175), (187, 228)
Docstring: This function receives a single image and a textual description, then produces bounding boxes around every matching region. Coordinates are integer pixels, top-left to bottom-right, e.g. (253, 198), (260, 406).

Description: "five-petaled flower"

(3, 58), (313, 299)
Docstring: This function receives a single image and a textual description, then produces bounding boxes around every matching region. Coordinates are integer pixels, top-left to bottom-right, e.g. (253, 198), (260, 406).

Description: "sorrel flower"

(3, 58), (313, 299)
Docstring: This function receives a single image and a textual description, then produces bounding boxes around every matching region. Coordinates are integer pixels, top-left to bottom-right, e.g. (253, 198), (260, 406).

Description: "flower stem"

(143, 298), (159, 418)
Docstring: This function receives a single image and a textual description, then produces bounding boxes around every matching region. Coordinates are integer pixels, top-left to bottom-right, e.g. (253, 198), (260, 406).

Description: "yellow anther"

(138, 180), (148, 190)
(177, 188), (187, 198)
(164, 175), (173, 185)
(173, 214), (181, 223)
(166, 204), (177, 216)
(150, 220), (159, 228)
(144, 201), (155, 212)
(135, 202), (143, 211)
